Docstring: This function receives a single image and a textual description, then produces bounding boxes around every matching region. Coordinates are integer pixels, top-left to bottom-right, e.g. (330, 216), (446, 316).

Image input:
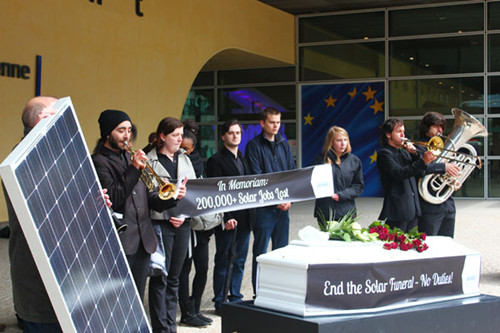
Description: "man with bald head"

(4, 96), (63, 332)
(21, 96), (58, 137)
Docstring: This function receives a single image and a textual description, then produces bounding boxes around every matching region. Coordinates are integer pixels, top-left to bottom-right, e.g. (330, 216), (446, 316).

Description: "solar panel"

(0, 97), (151, 333)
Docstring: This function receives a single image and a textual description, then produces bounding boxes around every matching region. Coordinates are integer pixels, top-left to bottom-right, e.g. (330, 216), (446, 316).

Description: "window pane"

(390, 36), (483, 76)
(488, 1), (500, 30)
(488, 160), (500, 197)
(488, 76), (500, 114)
(218, 67), (295, 85)
(300, 42), (385, 81)
(192, 71), (214, 86)
(453, 166), (484, 198)
(488, 118), (500, 156)
(198, 124), (216, 161)
(489, 34), (500, 72)
(299, 12), (384, 43)
(181, 90), (215, 122)
(218, 86), (296, 121)
(390, 77), (483, 117)
(390, 4), (483, 37)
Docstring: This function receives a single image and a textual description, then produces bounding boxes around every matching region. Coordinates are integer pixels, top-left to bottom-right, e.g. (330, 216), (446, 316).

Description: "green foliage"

(316, 209), (379, 242)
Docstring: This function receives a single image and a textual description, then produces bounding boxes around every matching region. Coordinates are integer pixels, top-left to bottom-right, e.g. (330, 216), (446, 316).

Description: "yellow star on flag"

(362, 86), (377, 102)
(369, 150), (378, 164)
(370, 98), (384, 115)
(304, 113), (314, 126)
(324, 95), (337, 108)
(348, 88), (357, 99)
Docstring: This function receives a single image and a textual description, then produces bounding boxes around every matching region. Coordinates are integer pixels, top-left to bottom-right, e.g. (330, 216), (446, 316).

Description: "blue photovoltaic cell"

(4, 101), (150, 332)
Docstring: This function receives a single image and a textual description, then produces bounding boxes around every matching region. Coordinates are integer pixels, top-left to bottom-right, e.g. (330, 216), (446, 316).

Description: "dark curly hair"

(418, 111), (446, 138)
(380, 118), (404, 147)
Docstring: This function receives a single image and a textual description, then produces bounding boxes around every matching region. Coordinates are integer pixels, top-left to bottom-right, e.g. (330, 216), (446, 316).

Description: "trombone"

(404, 136), (482, 168)
(124, 141), (177, 200)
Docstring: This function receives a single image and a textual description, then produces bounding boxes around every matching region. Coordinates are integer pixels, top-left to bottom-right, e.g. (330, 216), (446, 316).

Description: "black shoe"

(197, 312), (213, 324)
(180, 314), (209, 327)
(179, 300), (209, 327)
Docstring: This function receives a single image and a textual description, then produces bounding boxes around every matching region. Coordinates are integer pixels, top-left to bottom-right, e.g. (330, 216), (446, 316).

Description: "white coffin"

(254, 236), (480, 317)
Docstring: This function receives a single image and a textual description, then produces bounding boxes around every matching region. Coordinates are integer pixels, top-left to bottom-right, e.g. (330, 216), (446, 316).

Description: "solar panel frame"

(0, 97), (151, 333)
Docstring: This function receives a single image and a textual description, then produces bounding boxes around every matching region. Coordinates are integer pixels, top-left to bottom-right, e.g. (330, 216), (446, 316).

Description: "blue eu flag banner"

(302, 83), (384, 196)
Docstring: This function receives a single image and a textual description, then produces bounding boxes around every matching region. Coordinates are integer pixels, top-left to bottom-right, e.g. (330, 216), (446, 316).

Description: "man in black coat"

(92, 109), (183, 301)
(5, 96), (62, 332)
(377, 118), (435, 232)
(206, 119), (255, 313)
(416, 112), (460, 237)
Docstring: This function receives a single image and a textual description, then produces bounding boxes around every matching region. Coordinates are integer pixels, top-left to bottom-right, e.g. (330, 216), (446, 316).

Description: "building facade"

(185, 0), (500, 199)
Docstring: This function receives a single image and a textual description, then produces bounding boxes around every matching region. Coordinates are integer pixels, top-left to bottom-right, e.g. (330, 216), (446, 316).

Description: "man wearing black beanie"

(92, 109), (186, 301)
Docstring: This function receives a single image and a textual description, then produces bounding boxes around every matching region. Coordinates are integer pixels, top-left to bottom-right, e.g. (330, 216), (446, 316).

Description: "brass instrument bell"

(124, 141), (177, 200)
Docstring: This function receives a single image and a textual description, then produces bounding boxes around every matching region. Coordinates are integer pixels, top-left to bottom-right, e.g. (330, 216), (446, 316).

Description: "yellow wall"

(0, 0), (295, 221)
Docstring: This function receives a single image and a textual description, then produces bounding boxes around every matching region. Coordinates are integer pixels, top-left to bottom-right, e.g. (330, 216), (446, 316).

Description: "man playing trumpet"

(92, 109), (186, 302)
(377, 118), (436, 233)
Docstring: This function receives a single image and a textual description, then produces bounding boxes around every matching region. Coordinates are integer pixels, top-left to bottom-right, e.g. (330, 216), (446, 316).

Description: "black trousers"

(418, 211), (456, 237)
(126, 243), (150, 302)
(149, 221), (190, 333)
(178, 229), (213, 306)
(386, 217), (418, 233)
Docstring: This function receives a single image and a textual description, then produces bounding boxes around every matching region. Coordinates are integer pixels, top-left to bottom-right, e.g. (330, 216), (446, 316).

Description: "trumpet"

(403, 136), (482, 168)
(124, 141), (177, 200)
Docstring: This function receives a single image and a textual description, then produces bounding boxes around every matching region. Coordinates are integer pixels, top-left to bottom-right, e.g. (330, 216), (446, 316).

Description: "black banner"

(305, 256), (466, 311)
(167, 165), (333, 218)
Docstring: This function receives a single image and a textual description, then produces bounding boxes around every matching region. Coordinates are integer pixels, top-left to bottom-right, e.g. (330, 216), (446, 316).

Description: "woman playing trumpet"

(146, 117), (197, 333)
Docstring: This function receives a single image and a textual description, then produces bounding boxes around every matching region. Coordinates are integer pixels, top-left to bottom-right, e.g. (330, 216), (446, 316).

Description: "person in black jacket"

(5, 96), (62, 332)
(246, 107), (295, 293)
(177, 124), (213, 327)
(313, 126), (364, 225)
(416, 112), (460, 237)
(92, 110), (185, 301)
(377, 118), (435, 232)
(207, 119), (255, 313)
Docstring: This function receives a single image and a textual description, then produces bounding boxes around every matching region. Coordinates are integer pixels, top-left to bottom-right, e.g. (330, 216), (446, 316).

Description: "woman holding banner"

(313, 126), (364, 225)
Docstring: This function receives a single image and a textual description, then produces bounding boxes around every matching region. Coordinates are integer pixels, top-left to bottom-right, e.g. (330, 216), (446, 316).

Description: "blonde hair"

(321, 126), (352, 164)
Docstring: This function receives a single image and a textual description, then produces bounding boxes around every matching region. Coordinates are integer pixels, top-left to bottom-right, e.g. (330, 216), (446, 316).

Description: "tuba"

(418, 108), (488, 204)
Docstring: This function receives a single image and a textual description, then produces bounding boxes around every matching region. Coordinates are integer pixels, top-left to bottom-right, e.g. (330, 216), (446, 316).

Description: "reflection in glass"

(390, 36), (483, 76)
(218, 67), (294, 85)
(198, 124), (216, 161)
(489, 76), (500, 114)
(390, 77), (483, 117)
(488, 160), (500, 197)
(490, 34), (500, 73)
(489, 1), (500, 30)
(300, 42), (384, 81)
(182, 90), (215, 122)
(389, 4), (483, 37)
(488, 118), (500, 156)
(218, 86), (295, 121)
(299, 11), (384, 43)
(192, 71), (214, 87)
(453, 165), (484, 198)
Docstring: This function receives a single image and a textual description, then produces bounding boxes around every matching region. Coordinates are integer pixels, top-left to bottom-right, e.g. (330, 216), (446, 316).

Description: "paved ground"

(1, 198), (499, 332)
